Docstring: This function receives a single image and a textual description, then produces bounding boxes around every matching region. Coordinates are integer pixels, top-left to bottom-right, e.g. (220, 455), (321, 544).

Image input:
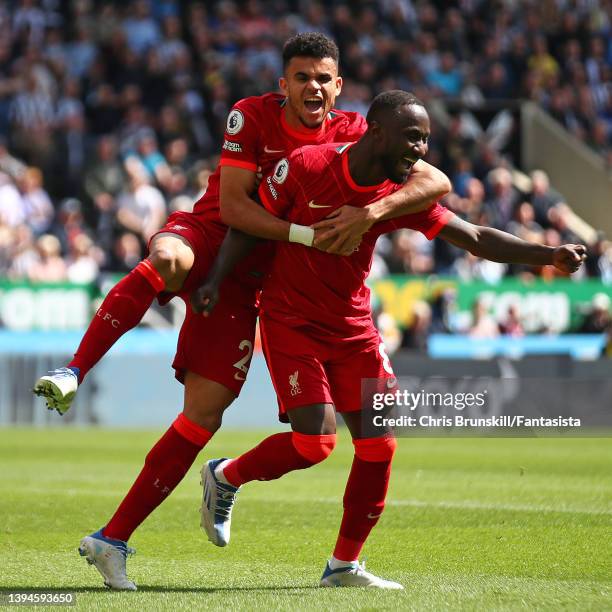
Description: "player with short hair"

(34, 35), (451, 590)
(195, 90), (586, 588)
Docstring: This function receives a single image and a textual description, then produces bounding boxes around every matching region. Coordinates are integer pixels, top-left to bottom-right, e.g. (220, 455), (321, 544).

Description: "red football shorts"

(259, 316), (396, 419)
(150, 211), (269, 395)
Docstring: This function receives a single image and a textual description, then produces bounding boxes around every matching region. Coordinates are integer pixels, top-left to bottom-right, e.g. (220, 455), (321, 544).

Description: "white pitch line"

(11, 486), (612, 516)
(306, 496), (612, 516)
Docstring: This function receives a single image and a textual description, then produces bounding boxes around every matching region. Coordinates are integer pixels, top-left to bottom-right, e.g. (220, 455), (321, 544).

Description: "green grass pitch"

(0, 428), (610, 611)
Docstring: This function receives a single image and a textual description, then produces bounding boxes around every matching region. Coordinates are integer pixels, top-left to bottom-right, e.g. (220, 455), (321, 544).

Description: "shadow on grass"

(0, 585), (321, 594)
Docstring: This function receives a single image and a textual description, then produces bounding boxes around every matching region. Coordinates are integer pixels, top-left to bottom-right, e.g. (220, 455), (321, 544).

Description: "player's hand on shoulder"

(312, 206), (373, 256)
(552, 244), (587, 273)
(190, 281), (220, 316)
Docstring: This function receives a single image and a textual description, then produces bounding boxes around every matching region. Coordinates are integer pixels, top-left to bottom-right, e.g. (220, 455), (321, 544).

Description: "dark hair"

(366, 90), (424, 124)
(282, 32), (339, 69)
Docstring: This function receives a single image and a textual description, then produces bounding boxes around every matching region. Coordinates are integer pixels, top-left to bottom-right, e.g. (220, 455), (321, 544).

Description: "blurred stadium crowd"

(0, 0), (610, 338)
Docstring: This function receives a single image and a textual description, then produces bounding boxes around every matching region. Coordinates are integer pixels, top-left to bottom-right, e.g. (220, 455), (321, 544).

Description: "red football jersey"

(258, 142), (454, 339)
(192, 92), (367, 243)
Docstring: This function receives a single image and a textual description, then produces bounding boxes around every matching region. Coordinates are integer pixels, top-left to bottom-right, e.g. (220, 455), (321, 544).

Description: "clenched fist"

(190, 282), (220, 316)
(552, 244), (587, 274)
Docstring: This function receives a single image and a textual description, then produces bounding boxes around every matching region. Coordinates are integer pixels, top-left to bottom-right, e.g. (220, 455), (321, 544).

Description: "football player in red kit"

(35, 35), (451, 590)
(195, 91), (586, 588)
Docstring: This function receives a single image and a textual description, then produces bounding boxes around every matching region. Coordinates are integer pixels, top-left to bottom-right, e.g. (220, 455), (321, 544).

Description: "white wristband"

(289, 223), (314, 247)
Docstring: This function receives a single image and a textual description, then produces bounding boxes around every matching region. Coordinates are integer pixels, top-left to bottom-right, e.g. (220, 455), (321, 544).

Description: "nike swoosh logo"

(264, 146), (284, 154)
(367, 512), (382, 519)
(308, 200), (333, 209)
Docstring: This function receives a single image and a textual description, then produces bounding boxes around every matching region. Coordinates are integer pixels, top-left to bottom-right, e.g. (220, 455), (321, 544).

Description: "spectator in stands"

(83, 135), (124, 251)
(116, 158), (166, 245)
(0, 224), (13, 276)
(469, 298), (500, 339)
(426, 52), (463, 97)
(164, 137), (193, 173)
(387, 229), (435, 275)
(133, 131), (171, 189)
(589, 119), (610, 157)
(528, 35), (560, 89)
(157, 15), (188, 68)
(66, 233), (101, 284)
(19, 166), (53, 236)
(13, 0), (47, 48)
(66, 25), (97, 79)
(499, 304), (524, 337)
(7, 224), (37, 279)
(28, 234), (67, 282)
(187, 162), (212, 201)
(122, 0), (161, 56)
(0, 172), (26, 228)
(456, 251), (507, 284)
(506, 202), (544, 243)
(595, 241), (612, 284)
(480, 62), (513, 100)
(401, 300), (432, 351)
(483, 167), (521, 230)
(8, 68), (55, 171)
(585, 232), (608, 278)
(451, 157), (475, 199)
(86, 83), (122, 137)
(0, 137), (26, 179)
(529, 170), (564, 228)
(547, 204), (582, 245)
(107, 232), (143, 273)
(430, 288), (458, 335)
(53, 105), (88, 199)
(580, 293), (612, 334)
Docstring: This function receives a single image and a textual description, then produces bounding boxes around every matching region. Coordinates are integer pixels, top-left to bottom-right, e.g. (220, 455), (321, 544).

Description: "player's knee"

(149, 247), (178, 278)
(353, 435), (397, 463)
(149, 242), (193, 290)
(183, 403), (230, 433)
(183, 373), (236, 433)
(291, 431), (337, 465)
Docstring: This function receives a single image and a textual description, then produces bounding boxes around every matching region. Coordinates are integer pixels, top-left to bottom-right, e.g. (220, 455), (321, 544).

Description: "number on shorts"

(233, 339), (254, 381)
(378, 342), (394, 375)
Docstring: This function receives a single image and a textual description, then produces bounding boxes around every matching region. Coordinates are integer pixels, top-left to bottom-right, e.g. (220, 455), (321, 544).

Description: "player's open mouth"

(304, 97), (324, 113)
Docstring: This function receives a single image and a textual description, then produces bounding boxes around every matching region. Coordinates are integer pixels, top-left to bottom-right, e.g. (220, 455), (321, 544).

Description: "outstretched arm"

(190, 228), (260, 315)
(312, 160), (451, 253)
(438, 216), (586, 272)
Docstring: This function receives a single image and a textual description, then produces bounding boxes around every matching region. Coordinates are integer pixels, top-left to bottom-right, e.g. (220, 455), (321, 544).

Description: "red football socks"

(69, 259), (165, 381)
(223, 432), (336, 486)
(332, 437), (397, 562)
(103, 414), (212, 542)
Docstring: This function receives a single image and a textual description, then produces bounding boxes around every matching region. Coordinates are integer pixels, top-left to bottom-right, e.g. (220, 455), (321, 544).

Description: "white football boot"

(78, 529), (136, 590)
(200, 458), (240, 547)
(33, 367), (79, 415)
(320, 560), (404, 589)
